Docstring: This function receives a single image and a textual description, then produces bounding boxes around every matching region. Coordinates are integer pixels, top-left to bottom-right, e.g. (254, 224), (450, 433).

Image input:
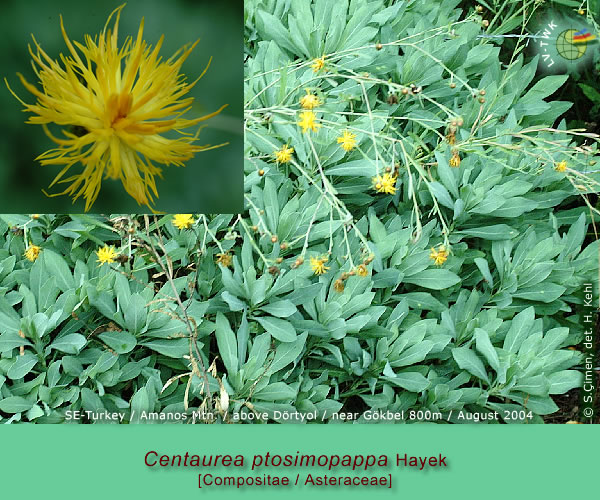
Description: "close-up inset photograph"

(2, 0), (243, 213)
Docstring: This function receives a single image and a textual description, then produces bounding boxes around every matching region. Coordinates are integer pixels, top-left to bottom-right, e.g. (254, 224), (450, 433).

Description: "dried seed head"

(333, 279), (345, 293)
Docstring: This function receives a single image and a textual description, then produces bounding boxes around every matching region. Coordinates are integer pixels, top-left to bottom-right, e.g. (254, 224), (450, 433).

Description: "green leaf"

(513, 283), (566, 303)
(43, 250), (75, 292)
(269, 332), (307, 373)
(391, 341), (434, 367)
(384, 370), (431, 392)
(254, 382), (297, 401)
(403, 269), (460, 290)
(130, 387), (151, 423)
(99, 330), (137, 354)
(141, 338), (190, 358)
(475, 328), (500, 372)
(260, 300), (297, 318)
(325, 160), (377, 177)
(123, 293), (147, 334)
(0, 396), (34, 413)
(474, 258), (493, 287)
(0, 332), (32, 353)
(452, 347), (489, 383)
(460, 225), (518, 240)
(215, 313), (239, 375)
(513, 375), (550, 396)
(256, 316), (297, 342)
(49, 334), (87, 354)
(548, 370), (582, 394)
(7, 353), (38, 380)
(503, 306), (535, 353)
(579, 83), (600, 104)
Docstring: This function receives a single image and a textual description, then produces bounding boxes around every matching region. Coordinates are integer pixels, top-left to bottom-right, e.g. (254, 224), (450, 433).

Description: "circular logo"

(556, 29), (587, 60)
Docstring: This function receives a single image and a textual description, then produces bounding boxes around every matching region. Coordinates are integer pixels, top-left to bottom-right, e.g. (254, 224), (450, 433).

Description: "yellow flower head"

(337, 130), (357, 152)
(274, 145), (294, 164)
(356, 264), (369, 277)
(430, 245), (449, 266)
(555, 160), (568, 172)
(372, 173), (397, 195)
(172, 214), (195, 230)
(24, 244), (42, 262)
(311, 56), (326, 72)
(216, 252), (233, 268)
(6, 4), (227, 212)
(310, 255), (330, 275)
(96, 245), (118, 265)
(298, 111), (321, 133)
(449, 151), (461, 168)
(299, 89), (321, 110)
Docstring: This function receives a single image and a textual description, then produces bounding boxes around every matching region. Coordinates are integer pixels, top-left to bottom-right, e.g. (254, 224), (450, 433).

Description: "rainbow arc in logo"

(572, 29), (596, 44)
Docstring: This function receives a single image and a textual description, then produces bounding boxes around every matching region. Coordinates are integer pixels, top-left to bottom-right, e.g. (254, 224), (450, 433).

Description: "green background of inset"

(0, 0), (242, 213)
(0, 425), (596, 498)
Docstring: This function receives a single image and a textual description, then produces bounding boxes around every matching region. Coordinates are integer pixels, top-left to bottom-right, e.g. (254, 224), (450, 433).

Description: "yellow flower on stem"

(298, 111), (321, 133)
(356, 264), (369, 277)
(299, 89), (320, 110)
(172, 214), (195, 230)
(96, 245), (118, 265)
(274, 145), (294, 164)
(216, 252), (233, 268)
(555, 160), (567, 172)
(337, 130), (357, 152)
(372, 173), (397, 195)
(24, 244), (42, 262)
(429, 245), (449, 266)
(5, 4), (227, 212)
(311, 56), (326, 72)
(449, 150), (461, 168)
(310, 255), (330, 275)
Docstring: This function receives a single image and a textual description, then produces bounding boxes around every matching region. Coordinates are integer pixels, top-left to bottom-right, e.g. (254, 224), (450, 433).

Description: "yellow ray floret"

(310, 255), (329, 275)
(24, 244), (42, 262)
(5, 4), (227, 212)
(337, 130), (357, 152)
(96, 245), (118, 265)
(274, 145), (294, 164)
(172, 213), (195, 229)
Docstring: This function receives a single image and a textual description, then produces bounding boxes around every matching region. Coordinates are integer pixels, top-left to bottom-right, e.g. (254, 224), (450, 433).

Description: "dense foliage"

(0, 0), (598, 423)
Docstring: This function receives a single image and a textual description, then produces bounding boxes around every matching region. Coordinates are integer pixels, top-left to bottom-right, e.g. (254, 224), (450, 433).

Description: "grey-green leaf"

(452, 347), (490, 383)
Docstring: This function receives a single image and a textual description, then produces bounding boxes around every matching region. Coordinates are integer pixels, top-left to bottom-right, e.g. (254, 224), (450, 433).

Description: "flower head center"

(107, 92), (133, 129)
